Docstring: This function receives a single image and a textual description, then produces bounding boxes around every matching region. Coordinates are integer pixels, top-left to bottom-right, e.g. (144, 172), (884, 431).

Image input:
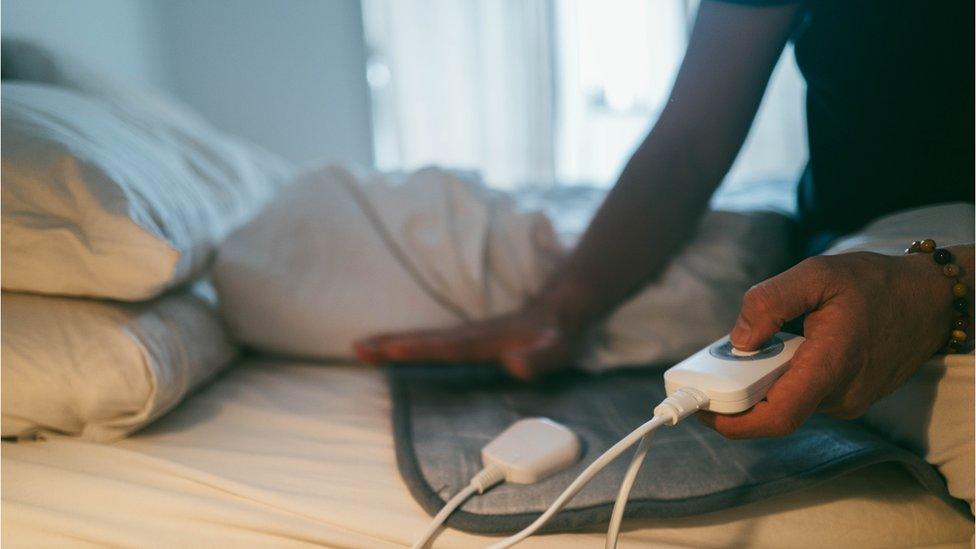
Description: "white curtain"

(363, 0), (806, 191)
(364, 0), (556, 187)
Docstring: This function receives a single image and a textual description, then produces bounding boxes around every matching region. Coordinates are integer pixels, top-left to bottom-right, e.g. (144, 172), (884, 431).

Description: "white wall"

(1, 0), (374, 166)
(160, 0), (373, 166)
(1, 0), (172, 89)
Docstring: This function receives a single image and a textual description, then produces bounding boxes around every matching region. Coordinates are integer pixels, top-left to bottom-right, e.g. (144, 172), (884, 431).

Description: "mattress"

(2, 357), (973, 548)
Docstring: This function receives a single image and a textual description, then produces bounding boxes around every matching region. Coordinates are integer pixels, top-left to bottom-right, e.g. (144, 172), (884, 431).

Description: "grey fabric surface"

(389, 364), (971, 534)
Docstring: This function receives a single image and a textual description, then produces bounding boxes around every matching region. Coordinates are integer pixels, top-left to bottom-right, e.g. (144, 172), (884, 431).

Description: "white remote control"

(663, 332), (805, 414)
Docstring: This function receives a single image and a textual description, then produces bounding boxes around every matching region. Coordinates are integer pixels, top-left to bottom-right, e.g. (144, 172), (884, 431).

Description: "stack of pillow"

(1, 75), (292, 441)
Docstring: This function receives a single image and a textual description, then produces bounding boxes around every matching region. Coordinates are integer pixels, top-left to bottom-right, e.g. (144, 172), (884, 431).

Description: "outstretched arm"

(541, 0), (802, 329)
(356, 1), (803, 379)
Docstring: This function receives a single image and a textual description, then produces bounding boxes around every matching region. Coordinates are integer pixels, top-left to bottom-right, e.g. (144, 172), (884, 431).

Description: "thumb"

(731, 258), (828, 350)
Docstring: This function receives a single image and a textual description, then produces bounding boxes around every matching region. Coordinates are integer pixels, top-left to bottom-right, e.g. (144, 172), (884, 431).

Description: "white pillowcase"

(825, 202), (975, 511)
(1, 284), (237, 441)
(1, 82), (292, 300)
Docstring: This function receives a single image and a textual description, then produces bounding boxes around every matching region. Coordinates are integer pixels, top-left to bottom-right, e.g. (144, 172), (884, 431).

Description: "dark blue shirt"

(723, 1), (974, 252)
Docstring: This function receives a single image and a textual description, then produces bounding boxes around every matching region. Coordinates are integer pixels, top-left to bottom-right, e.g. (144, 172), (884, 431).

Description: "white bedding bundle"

(215, 165), (564, 359)
(213, 164), (795, 370)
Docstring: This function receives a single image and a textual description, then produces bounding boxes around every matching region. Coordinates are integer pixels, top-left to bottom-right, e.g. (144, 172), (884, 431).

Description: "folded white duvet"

(214, 165), (792, 369)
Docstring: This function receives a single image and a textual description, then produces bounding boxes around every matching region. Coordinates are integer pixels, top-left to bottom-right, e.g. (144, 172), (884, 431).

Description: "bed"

(3, 357), (973, 548)
(2, 39), (973, 549)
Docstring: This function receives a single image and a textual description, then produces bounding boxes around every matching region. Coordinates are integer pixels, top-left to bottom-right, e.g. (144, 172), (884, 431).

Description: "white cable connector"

(653, 387), (710, 426)
(412, 418), (582, 549)
(469, 465), (507, 494)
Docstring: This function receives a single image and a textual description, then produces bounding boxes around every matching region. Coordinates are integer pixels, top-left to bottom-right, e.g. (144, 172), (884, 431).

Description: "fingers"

(730, 257), (830, 350)
(699, 339), (838, 438)
(354, 323), (572, 382)
(500, 329), (568, 381)
(353, 323), (505, 364)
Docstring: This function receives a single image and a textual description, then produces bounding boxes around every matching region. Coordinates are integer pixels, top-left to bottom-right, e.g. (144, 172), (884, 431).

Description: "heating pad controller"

(663, 332), (805, 414)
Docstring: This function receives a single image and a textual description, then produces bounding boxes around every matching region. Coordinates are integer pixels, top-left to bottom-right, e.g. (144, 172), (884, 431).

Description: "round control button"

(731, 347), (760, 357)
(709, 335), (784, 361)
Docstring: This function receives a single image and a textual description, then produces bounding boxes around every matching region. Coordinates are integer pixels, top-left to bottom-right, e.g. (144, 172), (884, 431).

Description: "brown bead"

(951, 329), (968, 342)
(919, 239), (936, 253)
(943, 263), (960, 277)
(955, 317), (969, 330)
(953, 283), (967, 297)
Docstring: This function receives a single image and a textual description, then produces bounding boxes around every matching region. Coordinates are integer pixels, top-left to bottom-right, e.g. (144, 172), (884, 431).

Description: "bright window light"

(362, 0), (806, 191)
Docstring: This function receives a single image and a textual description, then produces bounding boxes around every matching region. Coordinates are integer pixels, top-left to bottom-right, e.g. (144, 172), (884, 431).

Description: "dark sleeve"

(711, 0), (801, 5)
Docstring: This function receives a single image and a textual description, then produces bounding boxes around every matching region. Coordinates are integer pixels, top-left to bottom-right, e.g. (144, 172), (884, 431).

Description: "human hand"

(700, 250), (968, 438)
(353, 302), (582, 381)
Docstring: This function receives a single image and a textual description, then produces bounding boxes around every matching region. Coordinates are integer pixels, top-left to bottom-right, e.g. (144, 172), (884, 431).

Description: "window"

(363, 0), (806, 191)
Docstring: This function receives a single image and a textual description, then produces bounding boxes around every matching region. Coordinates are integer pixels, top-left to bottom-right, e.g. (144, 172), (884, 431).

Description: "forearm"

(537, 123), (720, 330)
(533, 0), (802, 332)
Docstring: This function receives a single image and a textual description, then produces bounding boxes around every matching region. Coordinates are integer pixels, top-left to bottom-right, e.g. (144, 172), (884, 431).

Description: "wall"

(1, 0), (172, 89)
(160, 0), (373, 166)
(1, 0), (374, 166)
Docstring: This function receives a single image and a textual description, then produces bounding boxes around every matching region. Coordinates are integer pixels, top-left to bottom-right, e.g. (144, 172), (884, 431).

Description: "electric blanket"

(389, 363), (971, 534)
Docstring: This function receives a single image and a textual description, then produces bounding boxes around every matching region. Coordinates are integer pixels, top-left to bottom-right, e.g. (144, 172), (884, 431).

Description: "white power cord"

(603, 387), (709, 549)
(602, 388), (708, 549)
(486, 387), (709, 549)
(605, 431), (653, 549)
(413, 466), (506, 549)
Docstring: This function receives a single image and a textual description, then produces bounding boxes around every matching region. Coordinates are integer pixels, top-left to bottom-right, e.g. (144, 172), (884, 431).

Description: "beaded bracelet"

(905, 239), (970, 353)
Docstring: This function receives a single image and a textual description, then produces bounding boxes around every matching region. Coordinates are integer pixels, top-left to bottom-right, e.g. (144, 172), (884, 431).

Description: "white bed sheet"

(3, 358), (973, 548)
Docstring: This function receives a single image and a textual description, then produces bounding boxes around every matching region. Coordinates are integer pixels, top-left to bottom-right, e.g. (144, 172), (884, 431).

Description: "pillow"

(824, 202), (975, 511)
(1, 284), (236, 441)
(1, 81), (292, 300)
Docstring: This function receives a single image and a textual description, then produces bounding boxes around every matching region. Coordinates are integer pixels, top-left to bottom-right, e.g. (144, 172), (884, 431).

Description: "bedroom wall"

(0, 0), (173, 89)
(1, 0), (374, 167)
(159, 0), (373, 167)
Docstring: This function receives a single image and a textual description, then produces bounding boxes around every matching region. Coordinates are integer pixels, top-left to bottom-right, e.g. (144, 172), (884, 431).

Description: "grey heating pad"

(388, 364), (972, 534)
